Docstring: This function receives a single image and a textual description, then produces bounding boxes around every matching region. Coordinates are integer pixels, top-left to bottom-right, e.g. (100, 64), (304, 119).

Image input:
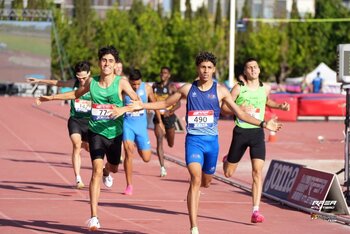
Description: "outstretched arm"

(27, 77), (76, 88)
(220, 86), (281, 131)
(147, 84), (165, 133)
(108, 78), (140, 119)
(134, 83), (190, 111)
(120, 78), (139, 101)
(143, 92), (182, 110)
(221, 84), (240, 115)
(36, 79), (91, 105)
(168, 82), (181, 115)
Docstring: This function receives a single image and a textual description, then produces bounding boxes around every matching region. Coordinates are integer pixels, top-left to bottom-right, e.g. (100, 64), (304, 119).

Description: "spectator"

(311, 72), (323, 93)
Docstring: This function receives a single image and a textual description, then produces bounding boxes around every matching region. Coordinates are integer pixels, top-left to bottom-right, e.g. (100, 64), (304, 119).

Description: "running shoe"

(251, 210), (265, 223)
(190, 227), (199, 234)
(103, 174), (113, 188)
(222, 155), (227, 163)
(124, 185), (133, 195)
(87, 216), (100, 231)
(160, 166), (167, 177)
(76, 181), (85, 189)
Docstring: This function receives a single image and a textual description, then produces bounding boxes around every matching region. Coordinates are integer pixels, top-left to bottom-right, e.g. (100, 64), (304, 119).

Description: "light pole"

(228, 0), (236, 88)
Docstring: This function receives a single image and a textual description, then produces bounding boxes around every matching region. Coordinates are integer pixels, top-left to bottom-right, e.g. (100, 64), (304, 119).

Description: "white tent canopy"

(285, 62), (341, 93)
(286, 62), (337, 84)
(305, 62), (337, 84)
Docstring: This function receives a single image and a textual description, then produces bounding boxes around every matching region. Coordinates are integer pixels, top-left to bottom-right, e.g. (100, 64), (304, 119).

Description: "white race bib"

(238, 108), (261, 123)
(91, 104), (114, 121)
(125, 109), (145, 117)
(74, 99), (91, 113)
(188, 110), (214, 129)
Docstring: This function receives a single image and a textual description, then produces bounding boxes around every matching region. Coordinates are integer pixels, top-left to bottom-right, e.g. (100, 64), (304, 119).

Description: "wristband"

(259, 121), (265, 128)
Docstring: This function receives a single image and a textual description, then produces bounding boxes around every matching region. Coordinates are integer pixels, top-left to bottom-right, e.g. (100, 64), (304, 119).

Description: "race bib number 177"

(91, 104), (114, 121)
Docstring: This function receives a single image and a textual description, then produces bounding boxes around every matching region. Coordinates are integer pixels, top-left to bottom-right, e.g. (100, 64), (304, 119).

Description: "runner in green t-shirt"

(37, 46), (139, 231)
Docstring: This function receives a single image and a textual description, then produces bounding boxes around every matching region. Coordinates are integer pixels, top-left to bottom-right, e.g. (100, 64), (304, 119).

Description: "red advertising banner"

(287, 167), (334, 210)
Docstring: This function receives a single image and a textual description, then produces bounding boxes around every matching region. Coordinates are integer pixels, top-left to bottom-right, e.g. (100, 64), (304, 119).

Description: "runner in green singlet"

(37, 46), (139, 231)
(28, 61), (92, 189)
(221, 58), (289, 224)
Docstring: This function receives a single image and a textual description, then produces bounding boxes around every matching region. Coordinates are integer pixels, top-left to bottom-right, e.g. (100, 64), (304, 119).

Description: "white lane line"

(0, 211), (42, 234)
(0, 118), (165, 233)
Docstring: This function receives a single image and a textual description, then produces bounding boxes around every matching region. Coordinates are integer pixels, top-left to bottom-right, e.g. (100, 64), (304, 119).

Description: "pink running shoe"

(251, 211), (265, 223)
(124, 185), (133, 195)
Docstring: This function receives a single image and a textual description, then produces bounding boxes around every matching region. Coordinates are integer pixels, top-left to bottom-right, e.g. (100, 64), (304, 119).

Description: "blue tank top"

(186, 81), (220, 136)
(124, 82), (148, 124)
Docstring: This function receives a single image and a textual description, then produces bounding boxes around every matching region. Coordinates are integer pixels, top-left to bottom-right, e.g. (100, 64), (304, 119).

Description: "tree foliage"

(171, 0), (180, 16)
(214, 0), (222, 28)
(10, 0), (350, 84)
(184, 0), (192, 21)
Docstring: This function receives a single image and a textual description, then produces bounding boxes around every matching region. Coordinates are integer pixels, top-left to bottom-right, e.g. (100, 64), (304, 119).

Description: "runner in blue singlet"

(123, 69), (159, 195)
(185, 80), (220, 174)
(132, 52), (282, 234)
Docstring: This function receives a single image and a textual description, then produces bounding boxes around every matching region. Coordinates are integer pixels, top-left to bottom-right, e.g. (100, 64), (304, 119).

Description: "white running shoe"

(190, 227), (199, 234)
(103, 174), (113, 188)
(160, 166), (167, 177)
(76, 181), (84, 189)
(87, 216), (100, 231)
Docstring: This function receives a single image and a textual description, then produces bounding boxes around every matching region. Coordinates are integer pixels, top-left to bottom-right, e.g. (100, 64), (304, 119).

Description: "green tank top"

(234, 85), (267, 129)
(89, 75), (123, 139)
(69, 81), (92, 118)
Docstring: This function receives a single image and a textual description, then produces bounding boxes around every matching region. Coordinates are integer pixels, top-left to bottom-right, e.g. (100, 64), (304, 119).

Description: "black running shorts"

(153, 114), (177, 129)
(67, 116), (89, 142)
(88, 130), (122, 165)
(226, 126), (266, 163)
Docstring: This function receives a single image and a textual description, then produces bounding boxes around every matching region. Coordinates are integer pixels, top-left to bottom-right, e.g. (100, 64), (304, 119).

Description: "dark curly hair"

(129, 69), (142, 81)
(98, 45), (119, 62)
(74, 61), (90, 73)
(195, 51), (216, 66)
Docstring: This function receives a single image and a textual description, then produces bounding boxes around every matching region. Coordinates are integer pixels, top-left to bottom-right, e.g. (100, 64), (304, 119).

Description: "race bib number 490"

(74, 99), (91, 113)
(188, 110), (214, 129)
(91, 104), (114, 121)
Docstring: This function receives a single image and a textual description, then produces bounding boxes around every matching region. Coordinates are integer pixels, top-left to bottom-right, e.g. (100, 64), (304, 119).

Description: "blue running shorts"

(123, 121), (151, 150)
(185, 134), (219, 175)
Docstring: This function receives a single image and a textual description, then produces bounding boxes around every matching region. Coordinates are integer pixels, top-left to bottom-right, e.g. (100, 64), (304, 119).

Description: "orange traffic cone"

(268, 131), (277, 142)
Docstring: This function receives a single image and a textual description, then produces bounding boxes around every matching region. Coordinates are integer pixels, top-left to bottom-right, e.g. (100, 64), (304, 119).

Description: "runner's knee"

(201, 180), (211, 188)
(109, 165), (119, 173)
(201, 174), (212, 188)
(190, 176), (202, 187)
(167, 141), (174, 147)
(141, 154), (151, 162)
(224, 166), (234, 178)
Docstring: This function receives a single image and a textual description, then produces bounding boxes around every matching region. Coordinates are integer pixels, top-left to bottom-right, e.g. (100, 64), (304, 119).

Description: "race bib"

(188, 110), (214, 129)
(125, 109), (145, 117)
(238, 108), (261, 123)
(91, 104), (114, 121)
(74, 99), (91, 113)
(160, 109), (168, 114)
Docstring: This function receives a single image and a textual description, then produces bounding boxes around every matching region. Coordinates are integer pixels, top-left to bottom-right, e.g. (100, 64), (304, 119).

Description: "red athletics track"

(0, 96), (349, 234)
